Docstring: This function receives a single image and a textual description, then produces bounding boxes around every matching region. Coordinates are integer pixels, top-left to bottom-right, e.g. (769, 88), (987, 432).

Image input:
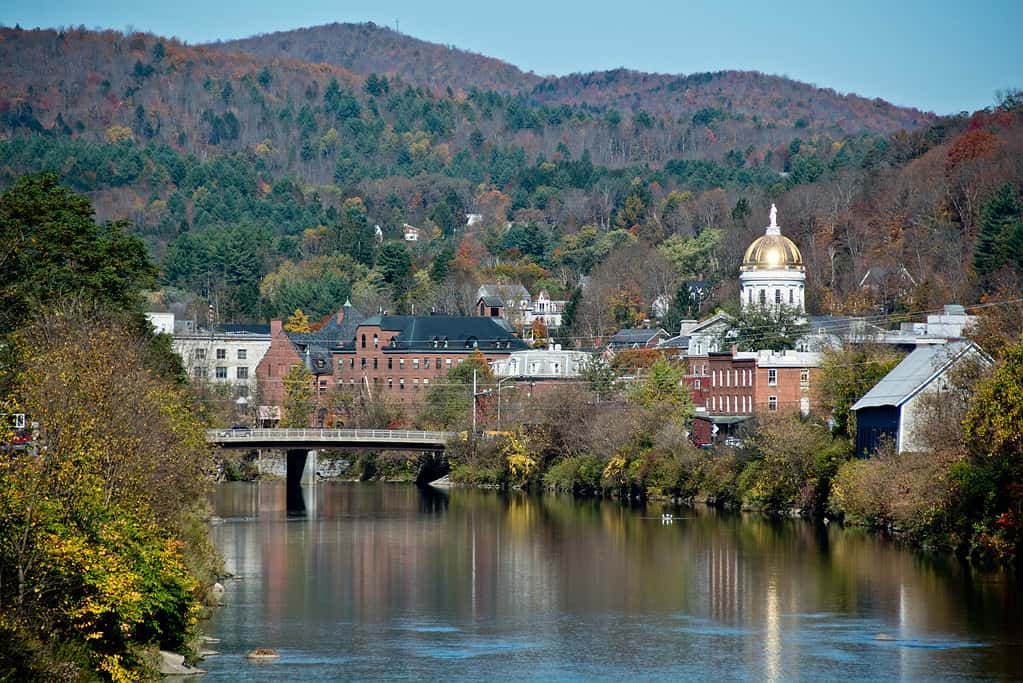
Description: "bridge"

(206, 428), (457, 485)
(206, 428), (456, 451)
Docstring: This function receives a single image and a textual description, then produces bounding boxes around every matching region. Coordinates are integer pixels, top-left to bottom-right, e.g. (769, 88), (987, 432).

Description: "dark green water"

(203, 482), (1022, 681)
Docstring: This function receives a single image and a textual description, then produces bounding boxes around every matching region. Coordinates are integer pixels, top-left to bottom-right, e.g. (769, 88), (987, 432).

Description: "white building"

(173, 328), (272, 400)
(403, 223), (421, 241)
(524, 290), (566, 329)
(491, 347), (591, 379)
(145, 312), (175, 335)
(740, 204), (806, 313)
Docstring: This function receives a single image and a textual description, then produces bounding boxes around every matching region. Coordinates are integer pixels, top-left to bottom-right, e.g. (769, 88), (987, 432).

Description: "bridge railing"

(206, 428), (457, 442)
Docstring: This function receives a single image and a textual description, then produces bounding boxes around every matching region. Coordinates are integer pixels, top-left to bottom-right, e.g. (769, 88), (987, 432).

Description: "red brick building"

(333, 315), (527, 401)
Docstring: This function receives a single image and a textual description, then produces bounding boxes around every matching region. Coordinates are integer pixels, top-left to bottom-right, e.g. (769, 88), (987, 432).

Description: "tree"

(417, 350), (493, 430)
(583, 355), (616, 401)
(0, 307), (213, 680)
(726, 303), (808, 352)
(627, 358), (693, 428)
(377, 242), (415, 304)
(335, 198), (375, 266)
(0, 173), (156, 335)
(818, 344), (903, 438)
(973, 183), (1022, 279)
(282, 363), (315, 427)
(429, 246), (454, 283)
(284, 308), (312, 332)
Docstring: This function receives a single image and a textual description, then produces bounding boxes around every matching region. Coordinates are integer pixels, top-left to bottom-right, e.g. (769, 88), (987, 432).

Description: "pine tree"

(973, 183), (1022, 278)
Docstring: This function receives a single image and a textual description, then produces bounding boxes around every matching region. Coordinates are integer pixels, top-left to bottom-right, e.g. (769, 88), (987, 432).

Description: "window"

(361, 358), (367, 369)
(216, 348), (226, 360)
(696, 342), (703, 355)
(711, 371), (716, 388)
(373, 358), (378, 369)
(361, 334), (366, 348)
(350, 358), (355, 368)
(789, 289), (794, 304)
(424, 358), (431, 369)
(399, 378), (405, 390)
(446, 359), (452, 369)
(800, 368), (810, 389)
(711, 396), (717, 411)
(413, 378), (419, 388)
(373, 334), (378, 348)
(195, 348), (206, 360)
(237, 367), (249, 379)
(747, 289), (752, 304)
(768, 368), (777, 386)
(768, 395), (778, 411)
(413, 358), (420, 369)
(194, 367), (207, 379)
(387, 378), (393, 389)
(725, 395), (730, 412)
(388, 358), (393, 369)
(237, 385), (249, 398)
(215, 366), (227, 379)
(759, 290), (766, 305)
(775, 289), (782, 304)
(399, 358), (405, 369)
(423, 379), (430, 386)
(237, 349), (247, 360)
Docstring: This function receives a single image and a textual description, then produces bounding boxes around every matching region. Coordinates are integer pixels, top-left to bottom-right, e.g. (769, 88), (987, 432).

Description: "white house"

(403, 223), (421, 242)
(173, 327), (272, 401)
(524, 290), (567, 329)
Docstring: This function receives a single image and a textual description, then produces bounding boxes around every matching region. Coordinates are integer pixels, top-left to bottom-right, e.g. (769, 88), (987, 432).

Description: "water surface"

(203, 482), (1022, 681)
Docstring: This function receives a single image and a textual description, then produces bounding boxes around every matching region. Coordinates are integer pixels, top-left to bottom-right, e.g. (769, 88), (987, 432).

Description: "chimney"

(271, 319), (283, 335)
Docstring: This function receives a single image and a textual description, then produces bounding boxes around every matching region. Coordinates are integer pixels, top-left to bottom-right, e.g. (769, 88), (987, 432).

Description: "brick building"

(333, 315), (527, 400)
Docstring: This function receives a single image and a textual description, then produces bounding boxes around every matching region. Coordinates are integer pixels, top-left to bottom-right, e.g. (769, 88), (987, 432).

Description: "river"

(203, 482), (1022, 681)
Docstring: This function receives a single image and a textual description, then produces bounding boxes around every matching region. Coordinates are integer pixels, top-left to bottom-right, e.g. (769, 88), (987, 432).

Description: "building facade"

(333, 315), (528, 400)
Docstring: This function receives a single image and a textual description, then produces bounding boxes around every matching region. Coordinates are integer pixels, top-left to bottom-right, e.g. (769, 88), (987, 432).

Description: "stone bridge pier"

(286, 449), (318, 486)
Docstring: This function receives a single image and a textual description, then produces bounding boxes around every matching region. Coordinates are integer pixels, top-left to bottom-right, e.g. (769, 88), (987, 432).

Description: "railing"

(206, 428), (456, 443)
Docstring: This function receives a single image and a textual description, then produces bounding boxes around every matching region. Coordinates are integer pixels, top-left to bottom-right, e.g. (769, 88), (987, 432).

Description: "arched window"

(373, 334), (378, 348)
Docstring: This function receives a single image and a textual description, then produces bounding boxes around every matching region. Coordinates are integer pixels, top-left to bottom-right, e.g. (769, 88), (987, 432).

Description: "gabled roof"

(851, 341), (986, 411)
(658, 334), (691, 349)
(687, 311), (735, 335)
(609, 328), (668, 346)
(477, 283), (530, 301)
(478, 295), (505, 307)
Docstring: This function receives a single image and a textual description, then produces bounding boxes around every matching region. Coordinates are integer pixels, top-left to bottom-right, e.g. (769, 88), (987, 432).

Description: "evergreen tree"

(377, 242), (415, 304)
(335, 198), (376, 266)
(973, 183), (1022, 278)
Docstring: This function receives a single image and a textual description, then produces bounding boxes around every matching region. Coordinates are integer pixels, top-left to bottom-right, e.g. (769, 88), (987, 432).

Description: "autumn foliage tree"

(0, 307), (214, 680)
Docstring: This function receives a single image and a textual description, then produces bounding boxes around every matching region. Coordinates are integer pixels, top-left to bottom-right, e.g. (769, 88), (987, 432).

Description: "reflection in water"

(204, 483), (1023, 682)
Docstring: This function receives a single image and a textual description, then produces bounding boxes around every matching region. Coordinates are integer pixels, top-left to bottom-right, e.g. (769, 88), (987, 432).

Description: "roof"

(609, 328), (668, 347)
(478, 295), (505, 307)
(477, 283), (530, 301)
(220, 323), (271, 335)
(658, 334), (691, 349)
(351, 315), (527, 352)
(851, 341), (983, 411)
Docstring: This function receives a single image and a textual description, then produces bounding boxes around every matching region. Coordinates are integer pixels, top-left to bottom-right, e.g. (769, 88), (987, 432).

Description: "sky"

(2, 0), (1020, 115)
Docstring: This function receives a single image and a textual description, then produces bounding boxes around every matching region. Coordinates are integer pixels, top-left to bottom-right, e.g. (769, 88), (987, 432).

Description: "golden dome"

(741, 234), (804, 271)
(741, 205), (804, 272)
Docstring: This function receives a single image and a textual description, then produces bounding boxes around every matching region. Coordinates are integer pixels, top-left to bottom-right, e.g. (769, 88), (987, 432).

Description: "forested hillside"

(218, 23), (933, 135)
(1, 25), (1020, 336)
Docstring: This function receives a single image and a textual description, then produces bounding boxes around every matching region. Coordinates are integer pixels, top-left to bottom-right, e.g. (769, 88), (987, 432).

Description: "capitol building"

(739, 204), (805, 313)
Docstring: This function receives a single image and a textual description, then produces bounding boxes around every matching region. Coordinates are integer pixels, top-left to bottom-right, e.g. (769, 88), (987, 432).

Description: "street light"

(495, 377), (516, 431)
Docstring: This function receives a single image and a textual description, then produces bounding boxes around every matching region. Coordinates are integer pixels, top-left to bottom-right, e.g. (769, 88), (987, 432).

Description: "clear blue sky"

(2, 0), (1020, 114)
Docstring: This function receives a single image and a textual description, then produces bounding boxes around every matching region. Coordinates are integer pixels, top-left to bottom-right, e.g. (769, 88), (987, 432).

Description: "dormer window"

(432, 337), (439, 348)
(443, 338), (449, 349)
